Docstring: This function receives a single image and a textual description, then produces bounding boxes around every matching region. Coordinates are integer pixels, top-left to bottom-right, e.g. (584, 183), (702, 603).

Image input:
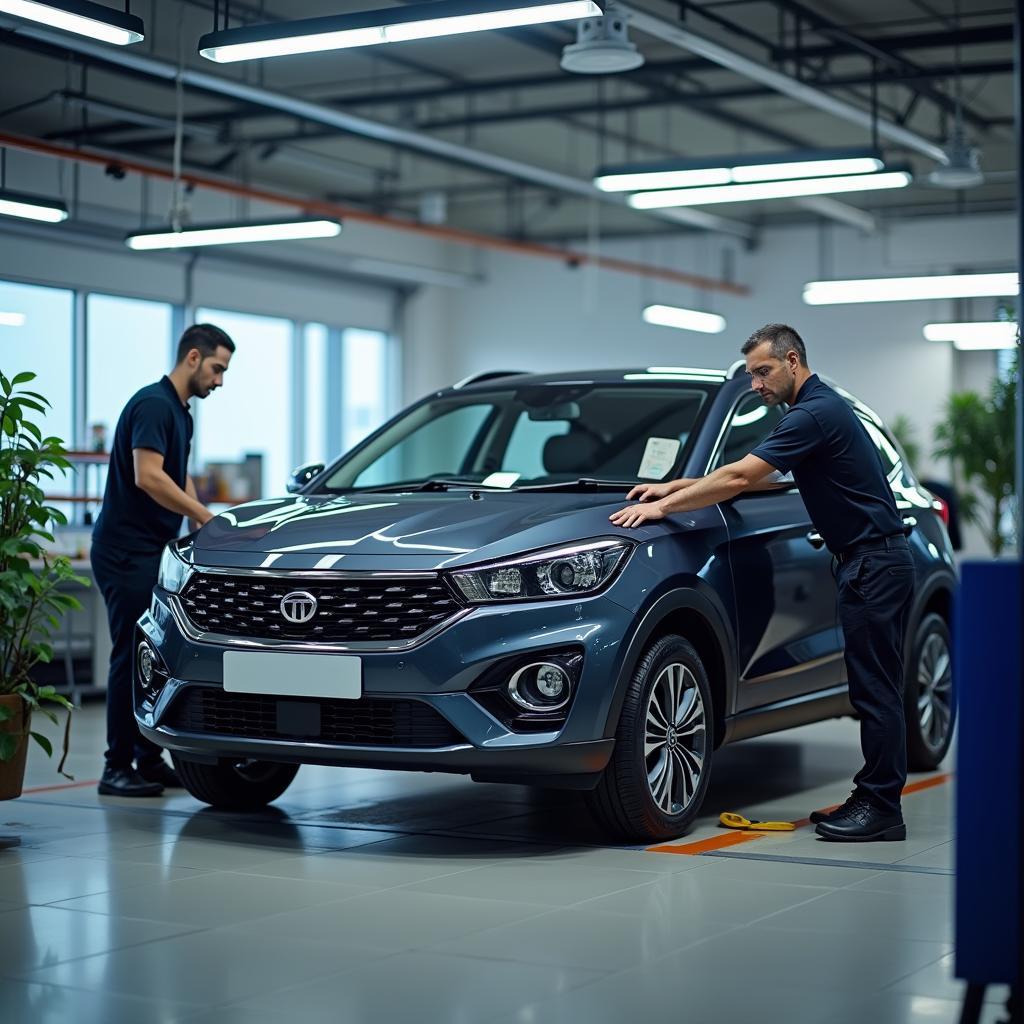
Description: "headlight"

(450, 539), (632, 603)
(158, 544), (192, 594)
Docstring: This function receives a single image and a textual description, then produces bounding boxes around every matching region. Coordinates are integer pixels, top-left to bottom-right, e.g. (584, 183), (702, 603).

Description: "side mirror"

(286, 462), (325, 493)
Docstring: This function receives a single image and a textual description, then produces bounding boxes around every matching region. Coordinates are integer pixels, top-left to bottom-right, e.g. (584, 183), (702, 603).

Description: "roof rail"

(452, 370), (529, 389)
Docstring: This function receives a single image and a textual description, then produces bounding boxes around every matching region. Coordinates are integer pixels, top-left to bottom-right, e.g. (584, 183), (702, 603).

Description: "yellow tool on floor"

(719, 812), (796, 832)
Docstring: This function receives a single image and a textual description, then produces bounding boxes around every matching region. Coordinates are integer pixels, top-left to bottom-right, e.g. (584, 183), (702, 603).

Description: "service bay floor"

(0, 701), (1010, 1024)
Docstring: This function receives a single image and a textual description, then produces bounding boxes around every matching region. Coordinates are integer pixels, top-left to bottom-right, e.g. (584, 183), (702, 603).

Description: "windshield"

(318, 382), (717, 492)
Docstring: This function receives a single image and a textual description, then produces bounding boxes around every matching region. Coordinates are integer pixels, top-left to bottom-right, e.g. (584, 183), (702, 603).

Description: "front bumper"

(135, 585), (628, 787)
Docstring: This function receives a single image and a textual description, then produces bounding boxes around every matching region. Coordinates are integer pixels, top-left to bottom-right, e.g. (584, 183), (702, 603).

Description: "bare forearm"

(139, 470), (211, 524)
(658, 466), (750, 514)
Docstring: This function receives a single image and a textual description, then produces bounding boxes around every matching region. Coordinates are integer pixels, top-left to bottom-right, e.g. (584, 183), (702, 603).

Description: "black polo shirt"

(750, 374), (904, 554)
(92, 376), (193, 555)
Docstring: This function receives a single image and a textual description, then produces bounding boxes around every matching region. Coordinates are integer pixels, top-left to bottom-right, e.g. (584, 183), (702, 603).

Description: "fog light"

(137, 642), (156, 688)
(508, 662), (571, 712)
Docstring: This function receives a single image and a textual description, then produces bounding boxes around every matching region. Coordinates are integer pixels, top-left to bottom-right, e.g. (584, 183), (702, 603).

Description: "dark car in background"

(135, 365), (957, 842)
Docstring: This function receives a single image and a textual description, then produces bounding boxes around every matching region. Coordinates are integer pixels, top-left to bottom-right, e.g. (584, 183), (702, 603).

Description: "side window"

(856, 413), (915, 499)
(712, 393), (786, 471)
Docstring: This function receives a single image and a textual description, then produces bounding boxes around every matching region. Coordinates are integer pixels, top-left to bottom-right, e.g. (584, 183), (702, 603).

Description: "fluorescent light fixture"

(597, 167), (732, 192)
(125, 218), (342, 250)
(198, 0), (600, 62)
(642, 305), (727, 334)
(0, 0), (144, 44)
(804, 273), (1019, 305)
(595, 148), (884, 193)
(0, 311), (27, 327)
(923, 321), (1018, 350)
(630, 170), (911, 209)
(0, 188), (69, 223)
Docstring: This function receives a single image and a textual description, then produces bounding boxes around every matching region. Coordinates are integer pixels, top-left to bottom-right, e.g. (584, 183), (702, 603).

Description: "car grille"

(178, 573), (464, 643)
(166, 689), (466, 748)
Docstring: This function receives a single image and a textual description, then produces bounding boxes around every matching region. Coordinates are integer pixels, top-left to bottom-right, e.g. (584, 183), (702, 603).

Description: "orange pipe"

(0, 130), (749, 297)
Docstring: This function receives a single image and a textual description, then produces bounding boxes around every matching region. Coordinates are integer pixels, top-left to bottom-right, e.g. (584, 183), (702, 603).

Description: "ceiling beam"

(0, 20), (756, 239)
(618, 3), (949, 164)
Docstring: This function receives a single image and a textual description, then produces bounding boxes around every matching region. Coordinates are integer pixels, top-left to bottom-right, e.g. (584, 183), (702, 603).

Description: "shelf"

(64, 451), (110, 464)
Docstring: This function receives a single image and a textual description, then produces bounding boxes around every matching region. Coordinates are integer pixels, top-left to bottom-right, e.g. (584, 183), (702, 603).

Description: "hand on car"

(609, 501), (667, 528)
(627, 481), (673, 502)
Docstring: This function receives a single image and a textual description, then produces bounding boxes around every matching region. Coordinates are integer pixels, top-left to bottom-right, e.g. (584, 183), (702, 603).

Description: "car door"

(712, 391), (844, 711)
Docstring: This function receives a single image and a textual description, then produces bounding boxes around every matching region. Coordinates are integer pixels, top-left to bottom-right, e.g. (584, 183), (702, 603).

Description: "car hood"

(188, 490), (654, 571)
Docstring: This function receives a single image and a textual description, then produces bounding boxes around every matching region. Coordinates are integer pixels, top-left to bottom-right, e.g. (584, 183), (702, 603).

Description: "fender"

(603, 577), (737, 742)
(905, 565), (957, 651)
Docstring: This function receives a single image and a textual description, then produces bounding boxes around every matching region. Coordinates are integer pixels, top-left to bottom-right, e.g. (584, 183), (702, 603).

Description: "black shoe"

(815, 798), (906, 842)
(137, 761), (182, 788)
(98, 766), (164, 798)
(809, 793), (860, 824)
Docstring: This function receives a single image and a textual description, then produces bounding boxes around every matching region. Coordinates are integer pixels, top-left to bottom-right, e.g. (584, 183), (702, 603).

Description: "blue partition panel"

(954, 560), (1022, 986)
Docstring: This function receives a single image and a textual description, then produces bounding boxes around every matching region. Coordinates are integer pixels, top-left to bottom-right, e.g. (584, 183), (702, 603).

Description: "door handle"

(805, 530), (825, 549)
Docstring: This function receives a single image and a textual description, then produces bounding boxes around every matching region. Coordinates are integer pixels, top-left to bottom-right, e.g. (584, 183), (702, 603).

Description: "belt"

(837, 533), (909, 564)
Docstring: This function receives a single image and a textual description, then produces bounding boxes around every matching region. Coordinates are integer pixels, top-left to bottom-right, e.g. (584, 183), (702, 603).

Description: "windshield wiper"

(349, 478), (501, 493)
(515, 478), (635, 493)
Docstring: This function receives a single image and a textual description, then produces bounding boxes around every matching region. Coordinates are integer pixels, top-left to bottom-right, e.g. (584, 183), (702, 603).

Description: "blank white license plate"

(222, 651), (362, 700)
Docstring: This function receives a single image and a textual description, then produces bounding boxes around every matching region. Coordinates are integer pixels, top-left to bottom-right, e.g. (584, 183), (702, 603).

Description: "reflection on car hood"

(190, 491), (641, 571)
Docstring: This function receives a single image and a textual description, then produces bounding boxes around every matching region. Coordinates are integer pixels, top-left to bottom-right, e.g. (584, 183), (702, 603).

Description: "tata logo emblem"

(280, 591), (318, 624)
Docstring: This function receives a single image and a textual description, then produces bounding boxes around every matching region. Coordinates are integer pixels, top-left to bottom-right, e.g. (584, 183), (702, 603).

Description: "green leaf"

(0, 734), (20, 761)
(29, 732), (53, 758)
(11, 372), (37, 386)
(0, 705), (12, 723)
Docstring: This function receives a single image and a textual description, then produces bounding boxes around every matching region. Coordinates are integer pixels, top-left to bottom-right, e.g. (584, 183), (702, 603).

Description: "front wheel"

(904, 613), (955, 771)
(587, 635), (713, 843)
(171, 754), (299, 810)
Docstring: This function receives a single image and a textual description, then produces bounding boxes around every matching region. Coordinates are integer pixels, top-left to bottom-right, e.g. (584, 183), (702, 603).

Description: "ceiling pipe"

(616, 2), (950, 165)
(1, 20), (756, 240)
(0, 130), (750, 296)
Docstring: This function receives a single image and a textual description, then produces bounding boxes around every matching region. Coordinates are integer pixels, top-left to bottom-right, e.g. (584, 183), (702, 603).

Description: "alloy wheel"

(917, 632), (953, 751)
(644, 662), (707, 815)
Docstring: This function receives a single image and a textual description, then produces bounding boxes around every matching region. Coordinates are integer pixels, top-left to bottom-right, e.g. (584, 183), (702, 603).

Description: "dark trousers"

(836, 538), (916, 815)
(91, 543), (166, 771)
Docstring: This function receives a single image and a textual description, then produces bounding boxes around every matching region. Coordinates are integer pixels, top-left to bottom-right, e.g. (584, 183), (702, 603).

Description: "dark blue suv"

(136, 365), (956, 842)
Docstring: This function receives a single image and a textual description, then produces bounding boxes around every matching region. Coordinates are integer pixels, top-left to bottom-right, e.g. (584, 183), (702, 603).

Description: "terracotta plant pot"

(0, 694), (30, 801)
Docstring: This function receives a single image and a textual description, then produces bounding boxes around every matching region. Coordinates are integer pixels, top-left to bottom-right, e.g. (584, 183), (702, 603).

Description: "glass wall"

(1, 278), (398, 507)
(0, 280), (74, 446)
(86, 293), (174, 451)
(303, 322), (330, 468)
(342, 328), (391, 452)
(194, 307), (293, 501)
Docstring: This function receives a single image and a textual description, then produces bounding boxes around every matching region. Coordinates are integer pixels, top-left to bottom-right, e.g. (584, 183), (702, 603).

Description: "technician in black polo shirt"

(611, 323), (915, 842)
(92, 324), (234, 797)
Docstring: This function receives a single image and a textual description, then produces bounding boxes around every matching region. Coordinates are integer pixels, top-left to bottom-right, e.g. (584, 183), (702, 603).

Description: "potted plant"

(933, 351), (1019, 557)
(0, 371), (86, 800)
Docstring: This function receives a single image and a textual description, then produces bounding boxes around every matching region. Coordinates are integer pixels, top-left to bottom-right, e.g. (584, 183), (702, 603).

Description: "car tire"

(587, 634), (713, 844)
(171, 755), (299, 810)
(904, 613), (955, 771)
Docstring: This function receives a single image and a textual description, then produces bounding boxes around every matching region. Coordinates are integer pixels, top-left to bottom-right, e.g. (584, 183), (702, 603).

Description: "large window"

(194, 307), (293, 500)
(86, 293), (174, 450)
(0, 280), (74, 446)
(342, 328), (391, 452)
(303, 323), (330, 467)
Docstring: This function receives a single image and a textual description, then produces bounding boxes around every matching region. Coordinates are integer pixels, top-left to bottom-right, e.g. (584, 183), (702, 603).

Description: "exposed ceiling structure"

(0, 0), (1014, 245)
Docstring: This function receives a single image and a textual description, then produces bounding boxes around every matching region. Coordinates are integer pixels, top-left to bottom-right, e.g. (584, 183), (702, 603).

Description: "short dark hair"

(175, 323), (235, 365)
(742, 323), (808, 366)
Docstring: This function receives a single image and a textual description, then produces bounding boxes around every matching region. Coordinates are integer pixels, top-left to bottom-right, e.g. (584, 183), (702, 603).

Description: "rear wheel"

(588, 635), (713, 843)
(904, 613), (955, 771)
(171, 754), (299, 810)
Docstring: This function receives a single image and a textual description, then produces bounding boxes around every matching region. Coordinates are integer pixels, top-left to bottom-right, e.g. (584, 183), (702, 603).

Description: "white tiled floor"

(0, 702), (1011, 1024)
